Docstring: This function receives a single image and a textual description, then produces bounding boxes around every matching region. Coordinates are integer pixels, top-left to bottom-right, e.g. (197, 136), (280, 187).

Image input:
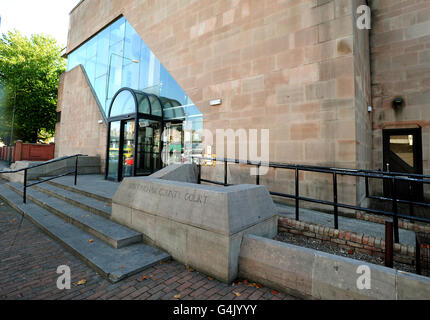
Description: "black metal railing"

(0, 154), (86, 203)
(191, 156), (430, 244)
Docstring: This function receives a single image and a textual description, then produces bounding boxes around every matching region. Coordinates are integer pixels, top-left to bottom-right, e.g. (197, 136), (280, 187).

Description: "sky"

(0, 0), (82, 48)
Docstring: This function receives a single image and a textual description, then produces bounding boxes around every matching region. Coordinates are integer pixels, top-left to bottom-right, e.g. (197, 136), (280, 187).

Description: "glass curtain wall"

(67, 17), (203, 161)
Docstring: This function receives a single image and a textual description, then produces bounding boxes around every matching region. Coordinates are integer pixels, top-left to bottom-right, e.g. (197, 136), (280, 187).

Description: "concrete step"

(32, 183), (111, 219)
(0, 184), (170, 283)
(7, 182), (141, 249)
(41, 177), (115, 203)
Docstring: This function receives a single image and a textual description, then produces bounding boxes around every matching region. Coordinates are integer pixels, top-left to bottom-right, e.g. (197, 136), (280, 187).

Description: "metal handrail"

(190, 155), (430, 244)
(1, 154), (87, 203)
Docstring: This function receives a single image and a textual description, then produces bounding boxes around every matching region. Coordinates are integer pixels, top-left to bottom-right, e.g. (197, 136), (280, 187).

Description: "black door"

(383, 128), (423, 201)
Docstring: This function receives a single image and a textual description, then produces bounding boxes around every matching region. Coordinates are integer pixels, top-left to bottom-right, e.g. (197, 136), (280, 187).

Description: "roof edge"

(70, 0), (85, 15)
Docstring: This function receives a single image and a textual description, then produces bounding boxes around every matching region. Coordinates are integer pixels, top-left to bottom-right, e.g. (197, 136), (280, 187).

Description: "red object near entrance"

(0, 141), (55, 162)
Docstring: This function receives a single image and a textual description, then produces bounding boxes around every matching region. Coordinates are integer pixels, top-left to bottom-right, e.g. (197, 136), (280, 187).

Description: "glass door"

(122, 120), (135, 178)
(107, 121), (121, 180)
(107, 119), (135, 181)
(136, 119), (162, 175)
(163, 122), (184, 166)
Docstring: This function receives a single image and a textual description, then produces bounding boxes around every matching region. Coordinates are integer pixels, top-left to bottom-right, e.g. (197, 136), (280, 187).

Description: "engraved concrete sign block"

(111, 164), (277, 283)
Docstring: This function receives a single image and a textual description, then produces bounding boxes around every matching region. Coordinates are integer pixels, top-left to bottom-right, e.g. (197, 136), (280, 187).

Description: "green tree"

(0, 30), (66, 144)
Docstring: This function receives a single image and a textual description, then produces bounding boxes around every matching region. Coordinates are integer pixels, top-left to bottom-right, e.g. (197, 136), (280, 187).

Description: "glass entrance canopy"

(67, 16), (203, 175)
(108, 87), (182, 120)
(66, 16), (203, 138)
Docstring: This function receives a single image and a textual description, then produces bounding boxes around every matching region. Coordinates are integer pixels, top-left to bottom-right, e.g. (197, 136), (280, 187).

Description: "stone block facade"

(55, 0), (430, 208)
(370, 0), (430, 198)
(55, 65), (107, 171)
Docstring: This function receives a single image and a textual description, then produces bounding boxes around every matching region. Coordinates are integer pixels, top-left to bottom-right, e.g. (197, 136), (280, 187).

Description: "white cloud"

(0, 0), (81, 47)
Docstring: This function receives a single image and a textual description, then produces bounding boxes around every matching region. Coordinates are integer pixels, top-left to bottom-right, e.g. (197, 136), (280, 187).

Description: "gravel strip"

(275, 232), (419, 275)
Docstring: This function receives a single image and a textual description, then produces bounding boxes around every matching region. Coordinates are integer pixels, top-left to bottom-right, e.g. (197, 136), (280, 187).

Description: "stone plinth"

(111, 165), (277, 283)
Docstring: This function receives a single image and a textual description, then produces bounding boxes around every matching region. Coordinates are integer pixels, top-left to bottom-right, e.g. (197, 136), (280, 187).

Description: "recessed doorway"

(382, 128), (423, 201)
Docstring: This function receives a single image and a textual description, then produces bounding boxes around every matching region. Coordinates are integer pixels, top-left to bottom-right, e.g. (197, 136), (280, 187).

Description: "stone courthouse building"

(54, 0), (430, 209)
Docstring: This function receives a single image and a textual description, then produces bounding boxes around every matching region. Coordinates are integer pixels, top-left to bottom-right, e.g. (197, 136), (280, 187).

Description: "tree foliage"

(0, 30), (66, 144)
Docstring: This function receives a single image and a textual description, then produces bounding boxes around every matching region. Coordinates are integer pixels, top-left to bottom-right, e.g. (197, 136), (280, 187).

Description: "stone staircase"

(0, 178), (170, 283)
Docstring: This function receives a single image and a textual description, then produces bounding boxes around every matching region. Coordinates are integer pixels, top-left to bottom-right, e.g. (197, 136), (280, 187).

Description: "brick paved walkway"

(0, 197), (297, 300)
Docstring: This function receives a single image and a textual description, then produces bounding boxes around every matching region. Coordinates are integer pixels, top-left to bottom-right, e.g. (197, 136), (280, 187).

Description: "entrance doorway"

(106, 119), (136, 181)
(383, 128), (423, 201)
(105, 88), (186, 181)
(163, 122), (184, 166)
(136, 119), (162, 176)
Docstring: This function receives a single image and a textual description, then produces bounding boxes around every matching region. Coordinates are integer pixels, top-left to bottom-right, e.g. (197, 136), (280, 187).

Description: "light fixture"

(392, 97), (404, 110)
(210, 99), (222, 106)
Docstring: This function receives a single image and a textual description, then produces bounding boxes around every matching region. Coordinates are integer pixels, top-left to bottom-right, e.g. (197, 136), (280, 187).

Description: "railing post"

(365, 176), (369, 198)
(256, 164), (260, 185)
(74, 156), (79, 186)
(23, 168), (27, 204)
(408, 180), (414, 217)
(224, 160), (228, 186)
(385, 221), (394, 268)
(295, 167), (299, 221)
(391, 178), (399, 243)
(198, 158), (202, 185)
(333, 172), (339, 230)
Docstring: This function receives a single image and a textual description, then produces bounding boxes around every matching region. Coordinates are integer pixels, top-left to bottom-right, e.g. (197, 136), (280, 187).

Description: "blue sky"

(0, 0), (81, 47)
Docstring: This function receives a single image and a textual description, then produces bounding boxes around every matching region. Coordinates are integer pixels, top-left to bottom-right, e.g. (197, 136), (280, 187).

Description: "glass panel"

(109, 18), (126, 46)
(95, 28), (110, 78)
(122, 120), (135, 178)
(135, 92), (150, 114)
(67, 52), (78, 70)
(124, 22), (142, 61)
(160, 65), (186, 104)
(84, 56), (97, 84)
(94, 75), (108, 112)
(107, 121), (121, 180)
(122, 57), (140, 88)
(163, 123), (184, 166)
(390, 135), (414, 167)
(110, 90), (135, 117)
(148, 95), (162, 117)
(107, 53), (123, 99)
(136, 120), (161, 175)
(86, 40), (97, 61)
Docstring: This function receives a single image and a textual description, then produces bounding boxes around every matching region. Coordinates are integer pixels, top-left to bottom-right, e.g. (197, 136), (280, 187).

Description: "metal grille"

(416, 232), (430, 277)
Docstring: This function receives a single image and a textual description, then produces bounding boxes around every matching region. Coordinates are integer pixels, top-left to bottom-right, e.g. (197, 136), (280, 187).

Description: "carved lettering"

(139, 184), (209, 205)
(184, 193), (208, 205)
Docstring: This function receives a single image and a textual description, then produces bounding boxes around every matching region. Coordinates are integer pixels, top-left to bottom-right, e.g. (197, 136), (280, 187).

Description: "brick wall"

(278, 216), (415, 265)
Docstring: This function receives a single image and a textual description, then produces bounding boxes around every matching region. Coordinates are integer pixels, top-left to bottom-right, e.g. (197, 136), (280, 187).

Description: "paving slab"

(0, 184), (170, 282)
